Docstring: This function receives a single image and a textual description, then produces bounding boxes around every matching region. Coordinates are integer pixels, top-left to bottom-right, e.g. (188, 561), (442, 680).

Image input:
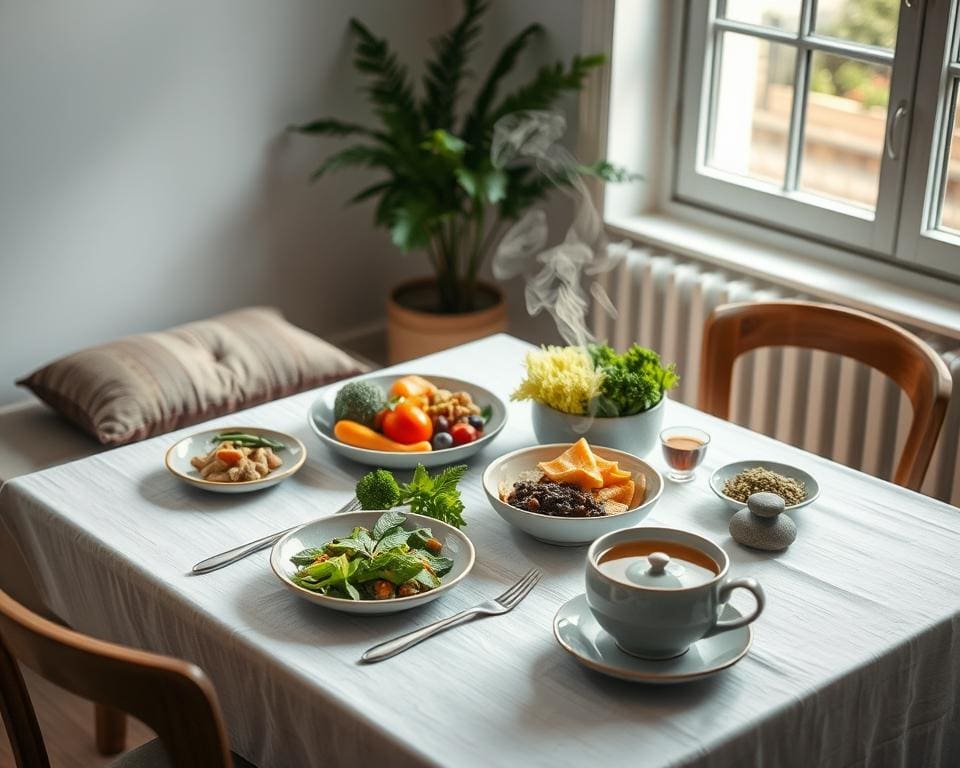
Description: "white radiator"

(592, 248), (960, 507)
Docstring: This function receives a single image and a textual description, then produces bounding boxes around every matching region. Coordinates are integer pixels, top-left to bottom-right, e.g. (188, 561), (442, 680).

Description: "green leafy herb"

(480, 404), (493, 424)
(355, 464), (468, 528)
(373, 511), (407, 539)
(289, 511), (456, 601)
(588, 344), (680, 417)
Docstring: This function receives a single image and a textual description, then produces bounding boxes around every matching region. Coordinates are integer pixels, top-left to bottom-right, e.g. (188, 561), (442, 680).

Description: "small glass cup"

(660, 427), (711, 483)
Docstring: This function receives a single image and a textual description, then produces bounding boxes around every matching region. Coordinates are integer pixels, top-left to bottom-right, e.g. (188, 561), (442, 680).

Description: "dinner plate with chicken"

(164, 427), (306, 493)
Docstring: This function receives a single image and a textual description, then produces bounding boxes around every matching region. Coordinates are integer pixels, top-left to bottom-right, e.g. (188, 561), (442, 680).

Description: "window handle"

(886, 102), (908, 161)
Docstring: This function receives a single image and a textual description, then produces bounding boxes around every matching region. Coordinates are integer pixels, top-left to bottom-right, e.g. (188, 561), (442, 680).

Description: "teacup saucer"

(553, 594), (752, 684)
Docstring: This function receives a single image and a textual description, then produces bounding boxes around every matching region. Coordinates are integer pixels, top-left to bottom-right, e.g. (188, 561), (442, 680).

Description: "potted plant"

(512, 343), (680, 457)
(290, 0), (629, 362)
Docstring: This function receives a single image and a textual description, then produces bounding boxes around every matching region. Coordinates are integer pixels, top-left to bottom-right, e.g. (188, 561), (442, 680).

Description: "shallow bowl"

(310, 373), (507, 469)
(531, 397), (665, 458)
(482, 443), (664, 546)
(164, 427), (306, 494)
(709, 460), (821, 512)
(270, 510), (475, 614)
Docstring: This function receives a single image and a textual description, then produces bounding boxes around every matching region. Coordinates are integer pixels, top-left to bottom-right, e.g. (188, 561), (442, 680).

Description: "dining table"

(1, 332), (959, 768)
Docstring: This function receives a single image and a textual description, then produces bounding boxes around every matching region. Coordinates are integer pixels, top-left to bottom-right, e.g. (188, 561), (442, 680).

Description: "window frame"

(675, 0), (925, 259)
(896, 0), (960, 274)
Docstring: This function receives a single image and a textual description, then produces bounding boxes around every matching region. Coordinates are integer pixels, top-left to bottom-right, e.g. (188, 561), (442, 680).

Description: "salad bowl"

(270, 510), (476, 614)
(482, 443), (664, 546)
(309, 373), (507, 469)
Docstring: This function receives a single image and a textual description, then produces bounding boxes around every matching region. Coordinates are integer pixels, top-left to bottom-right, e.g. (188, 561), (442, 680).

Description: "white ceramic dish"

(553, 594), (752, 684)
(309, 373), (507, 469)
(481, 443), (664, 546)
(531, 397), (665, 458)
(164, 427), (306, 493)
(709, 460), (820, 512)
(270, 510), (475, 614)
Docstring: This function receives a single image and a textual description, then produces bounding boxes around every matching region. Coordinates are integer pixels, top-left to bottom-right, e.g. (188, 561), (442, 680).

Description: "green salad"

(290, 511), (454, 601)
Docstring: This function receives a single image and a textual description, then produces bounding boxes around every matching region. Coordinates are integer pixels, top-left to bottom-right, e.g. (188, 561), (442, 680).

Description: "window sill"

(605, 212), (960, 341)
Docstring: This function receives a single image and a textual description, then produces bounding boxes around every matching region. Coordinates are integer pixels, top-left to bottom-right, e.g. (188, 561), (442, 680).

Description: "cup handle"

(704, 577), (765, 637)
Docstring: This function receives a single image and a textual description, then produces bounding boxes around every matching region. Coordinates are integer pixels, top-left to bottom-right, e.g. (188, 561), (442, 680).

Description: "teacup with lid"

(585, 526), (765, 660)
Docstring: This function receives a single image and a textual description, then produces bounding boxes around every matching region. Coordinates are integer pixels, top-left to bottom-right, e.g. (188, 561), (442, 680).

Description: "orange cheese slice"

(538, 437), (604, 490)
(594, 480), (636, 507)
(594, 454), (633, 484)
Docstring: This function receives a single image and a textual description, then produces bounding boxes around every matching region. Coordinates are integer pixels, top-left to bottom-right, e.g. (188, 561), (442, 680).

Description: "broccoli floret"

(623, 344), (662, 371)
(356, 469), (402, 510)
(588, 343), (618, 369)
(334, 381), (386, 428)
(598, 367), (660, 416)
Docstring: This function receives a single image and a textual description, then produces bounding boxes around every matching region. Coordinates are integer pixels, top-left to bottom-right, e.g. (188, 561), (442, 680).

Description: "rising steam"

(490, 111), (625, 349)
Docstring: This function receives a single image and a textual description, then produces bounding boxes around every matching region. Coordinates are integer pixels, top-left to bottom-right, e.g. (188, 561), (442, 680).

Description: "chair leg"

(94, 703), (126, 755)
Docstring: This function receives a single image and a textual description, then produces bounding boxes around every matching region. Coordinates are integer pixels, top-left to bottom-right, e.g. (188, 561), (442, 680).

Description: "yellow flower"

(511, 346), (603, 415)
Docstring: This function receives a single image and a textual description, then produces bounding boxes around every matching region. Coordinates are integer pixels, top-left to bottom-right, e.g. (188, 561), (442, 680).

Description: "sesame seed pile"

(723, 467), (806, 506)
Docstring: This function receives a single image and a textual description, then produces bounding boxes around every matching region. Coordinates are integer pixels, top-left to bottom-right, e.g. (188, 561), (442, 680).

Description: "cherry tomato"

(449, 422), (478, 446)
(382, 402), (433, 444)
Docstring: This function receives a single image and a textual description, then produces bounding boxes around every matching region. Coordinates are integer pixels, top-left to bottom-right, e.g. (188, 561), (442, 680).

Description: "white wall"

(0, 0), (587, 405)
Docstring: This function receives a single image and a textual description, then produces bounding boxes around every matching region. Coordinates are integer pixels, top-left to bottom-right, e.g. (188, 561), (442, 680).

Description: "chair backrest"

(0, 589), (233, 768)
(699, 300), (952, 491)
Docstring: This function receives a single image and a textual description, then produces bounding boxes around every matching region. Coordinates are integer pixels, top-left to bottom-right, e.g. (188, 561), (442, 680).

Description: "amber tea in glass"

(660, 427), (710, 483)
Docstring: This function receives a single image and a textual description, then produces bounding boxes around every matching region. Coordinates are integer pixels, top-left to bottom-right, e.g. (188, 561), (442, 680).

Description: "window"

(676, 0), (960, 279)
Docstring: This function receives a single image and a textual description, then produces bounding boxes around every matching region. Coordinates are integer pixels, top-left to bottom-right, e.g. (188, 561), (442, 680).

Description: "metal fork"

(360, 567), (542, 663)
(191, 495), (361, 575)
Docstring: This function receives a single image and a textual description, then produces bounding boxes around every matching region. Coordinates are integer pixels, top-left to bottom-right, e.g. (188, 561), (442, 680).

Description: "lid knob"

(647, 551), (670, 574)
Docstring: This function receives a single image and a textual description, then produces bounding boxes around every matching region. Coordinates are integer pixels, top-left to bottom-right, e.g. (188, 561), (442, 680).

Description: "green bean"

(212, 433), (285, 450)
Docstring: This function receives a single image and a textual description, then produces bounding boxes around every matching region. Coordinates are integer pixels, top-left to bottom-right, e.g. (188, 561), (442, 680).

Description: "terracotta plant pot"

(387, 278), (508, 363)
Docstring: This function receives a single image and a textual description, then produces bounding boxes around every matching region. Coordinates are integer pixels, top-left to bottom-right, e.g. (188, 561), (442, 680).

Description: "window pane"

(800, 52), (891, 209)
(938, 84), (960, 233)
(708, 33), (797, 186)
(723, 0), (800, 31)
(814, 0), (899, 50)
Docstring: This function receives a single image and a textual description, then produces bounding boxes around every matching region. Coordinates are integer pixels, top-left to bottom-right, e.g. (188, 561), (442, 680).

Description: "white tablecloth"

(2, 334), (959, 768)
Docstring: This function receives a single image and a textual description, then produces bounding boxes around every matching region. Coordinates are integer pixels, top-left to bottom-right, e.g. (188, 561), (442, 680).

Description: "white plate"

(553, 594), (752, 684)
(164, 427), (306, 493)
(709, 460), (820, 512)
(309, 373), (507, 469)
(270, 510), (475, 614)
(482, 443), (664, 546)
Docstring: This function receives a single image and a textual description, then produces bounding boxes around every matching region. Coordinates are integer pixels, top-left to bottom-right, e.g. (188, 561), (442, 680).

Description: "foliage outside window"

(675, 0), (960, 279)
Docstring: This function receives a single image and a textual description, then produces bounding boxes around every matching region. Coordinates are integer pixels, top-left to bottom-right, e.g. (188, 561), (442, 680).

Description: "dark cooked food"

(507, 479), (605, 518)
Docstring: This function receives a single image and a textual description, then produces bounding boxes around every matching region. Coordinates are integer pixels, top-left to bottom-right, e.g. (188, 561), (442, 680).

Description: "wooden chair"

(0, 589), (252, 768)
(699, 300), (952, 491)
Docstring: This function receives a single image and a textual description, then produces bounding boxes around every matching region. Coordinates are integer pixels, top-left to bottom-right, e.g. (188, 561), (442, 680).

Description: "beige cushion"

(17, 307), (367, 446)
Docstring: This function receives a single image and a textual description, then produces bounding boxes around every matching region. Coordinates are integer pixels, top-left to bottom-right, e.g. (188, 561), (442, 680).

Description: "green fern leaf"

(421, 0), (487, 131)
(310, 145), (392, 182)
(348, 181), (394, 205)
(492, 54), (606, 123)
(349, 19), (421, 143)
(288, 119), (378, 137)
(463, 23), (542, 147)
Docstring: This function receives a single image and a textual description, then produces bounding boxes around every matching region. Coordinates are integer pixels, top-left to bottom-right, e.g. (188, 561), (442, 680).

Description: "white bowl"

(482, 443), (664, 546)
(164, 427), (306, 493)
(270, 511), (475, 614)
(309, 373), (507, 469)
(709, 460), (821, 512)
(531, 397), (665, 458)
